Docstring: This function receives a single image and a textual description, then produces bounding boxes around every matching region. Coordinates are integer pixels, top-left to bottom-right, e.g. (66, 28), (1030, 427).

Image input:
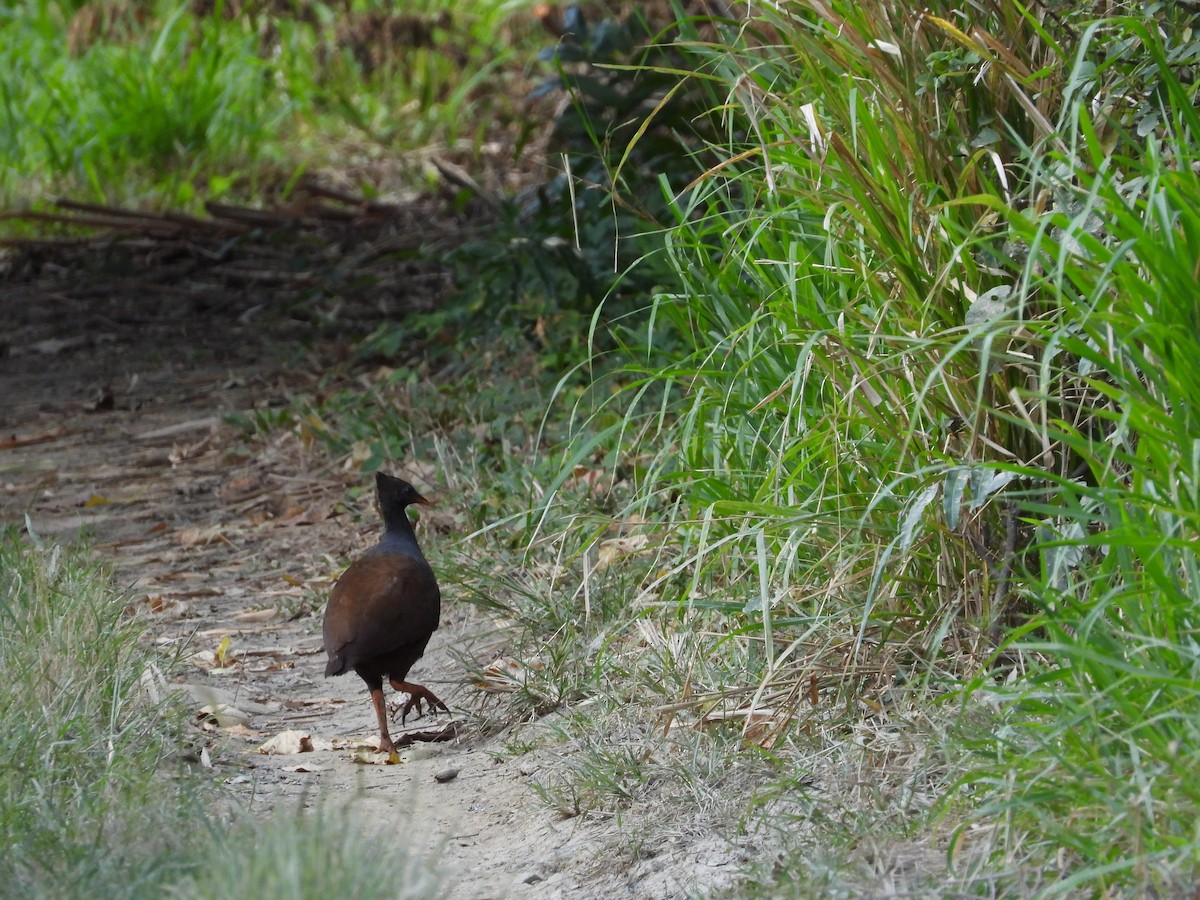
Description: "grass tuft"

(0, 529), (201, 896)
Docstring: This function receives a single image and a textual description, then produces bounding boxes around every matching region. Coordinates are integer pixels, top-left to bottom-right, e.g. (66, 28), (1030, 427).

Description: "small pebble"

(434, 766), (460, 783)
(519, 872), (544, 885)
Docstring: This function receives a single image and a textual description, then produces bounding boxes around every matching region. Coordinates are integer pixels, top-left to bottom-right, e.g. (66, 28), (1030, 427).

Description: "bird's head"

(375, 471), (431, 514)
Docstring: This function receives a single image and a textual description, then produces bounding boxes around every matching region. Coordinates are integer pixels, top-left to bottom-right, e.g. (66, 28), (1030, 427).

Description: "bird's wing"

(323, 553), (441, 669)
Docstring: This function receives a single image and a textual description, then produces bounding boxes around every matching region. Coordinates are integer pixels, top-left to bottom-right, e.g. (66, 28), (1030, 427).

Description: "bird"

(323, 471), (449, 759)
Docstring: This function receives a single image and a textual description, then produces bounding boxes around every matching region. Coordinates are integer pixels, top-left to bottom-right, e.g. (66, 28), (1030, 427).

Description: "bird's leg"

(390, 680), (449, 724)
(370, 687), (400, 762)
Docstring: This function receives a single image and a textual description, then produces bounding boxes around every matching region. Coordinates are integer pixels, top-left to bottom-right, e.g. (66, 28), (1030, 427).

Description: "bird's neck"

(373, 511), (423, 556)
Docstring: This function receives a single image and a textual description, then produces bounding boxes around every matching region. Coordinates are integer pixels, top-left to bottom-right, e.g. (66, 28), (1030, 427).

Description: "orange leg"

(370, 687), (396, 754)
(389, 680), (449, 724)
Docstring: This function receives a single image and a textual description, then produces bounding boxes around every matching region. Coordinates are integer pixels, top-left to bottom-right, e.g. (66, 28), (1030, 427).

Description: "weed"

(0, 530), (205, 896)
(0, 530), (441, 897)
(568, 0), (1200, 891)
(0, 0), (540, 211)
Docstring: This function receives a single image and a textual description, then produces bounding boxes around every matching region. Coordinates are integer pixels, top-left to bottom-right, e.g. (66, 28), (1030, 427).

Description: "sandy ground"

(0, 250), (751, 898)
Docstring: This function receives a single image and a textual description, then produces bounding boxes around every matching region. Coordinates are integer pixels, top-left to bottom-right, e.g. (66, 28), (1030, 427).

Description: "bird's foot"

(376, 735), (401, 765)
(391, 680), (450, 724)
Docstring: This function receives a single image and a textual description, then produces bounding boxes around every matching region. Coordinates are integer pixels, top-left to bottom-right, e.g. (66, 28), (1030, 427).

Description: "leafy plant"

(550, 0), (1200, 890)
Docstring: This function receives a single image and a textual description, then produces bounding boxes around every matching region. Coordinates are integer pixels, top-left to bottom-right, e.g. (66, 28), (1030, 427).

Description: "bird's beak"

(415, 494), (432, 506)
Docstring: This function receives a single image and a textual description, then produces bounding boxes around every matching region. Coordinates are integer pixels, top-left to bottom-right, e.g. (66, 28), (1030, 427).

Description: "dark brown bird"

(323, 472), (448, 758)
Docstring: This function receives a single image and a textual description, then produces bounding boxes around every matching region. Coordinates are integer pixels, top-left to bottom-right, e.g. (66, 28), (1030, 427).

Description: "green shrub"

(572, 0), (1200, 888)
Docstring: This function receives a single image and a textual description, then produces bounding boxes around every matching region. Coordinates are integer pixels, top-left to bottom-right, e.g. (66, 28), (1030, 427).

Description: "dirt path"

(0, 226), (745, 898)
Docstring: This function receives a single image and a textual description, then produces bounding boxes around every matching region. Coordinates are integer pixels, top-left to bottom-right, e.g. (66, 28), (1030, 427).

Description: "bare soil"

(0, 204), (750, 898)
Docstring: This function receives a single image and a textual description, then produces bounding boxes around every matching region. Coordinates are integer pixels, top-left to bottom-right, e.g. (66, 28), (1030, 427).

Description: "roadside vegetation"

(3, 0), (1198, 895)
(0, 531), (437, 898)
(0, 0), (539, 209)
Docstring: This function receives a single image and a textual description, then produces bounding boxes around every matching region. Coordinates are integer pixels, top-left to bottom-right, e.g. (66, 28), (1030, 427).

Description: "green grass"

(175, 805), (442, 900)
(550, 1), (1200, 892)
(0, 530), (437, 897)
(8, 0), (1200, 893)
(0, 529), (198, 896)
(0, 0), (542, 210)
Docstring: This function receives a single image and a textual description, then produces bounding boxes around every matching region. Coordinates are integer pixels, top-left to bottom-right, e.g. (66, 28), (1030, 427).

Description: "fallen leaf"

(189, 649), (217, 668)
(742, 709), (793, 750)
(258, 730), (314, 755)
(272, 496), (306, 520)
(281, 763), (323, 773)
(472, 656), (545, 693)
(177, 525), (224, 548)
(345, 441), (373, 468)
(213, 635), (233, 668)
(698, 705), (794, 750)
(563, 464), (605, 493)
(276, 502), (333, 527)
(147, 595), (190, 619)
(233, 607), (277, 623)
(197, 703), (251, 728)
(0, 427), (66, 449)
(352, 745), (397, 765)
(596, 534), (651, 569)
(83, 494), (111, 508)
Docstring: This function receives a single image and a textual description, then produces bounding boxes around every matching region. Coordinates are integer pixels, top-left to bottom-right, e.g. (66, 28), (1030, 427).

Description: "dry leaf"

(258, 730), (314, 755)
(352, 745), (398, 765)
(472, 656), (545, 693)
(219, 474), (261, 499)
(596, 534), (651, 569)
(83, 494), (110, 508)
(563, 464), (605, 493)
(197, 703), (251, 728)
(281, 763), (323, 773)
(213, 635), (233, 668)
(189, 649), (217, 669)
(742, 709), (793, 750)
(0, 426), (66, 449)
(699, 705), (794, 750)
(352, 747), (378, 764)
(147, 595), (190, 618)
(346, 441), (373, 468)
(233, 607), (277, 623)
(177, 525), (224, 548)
(276, 502), (333, 527)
